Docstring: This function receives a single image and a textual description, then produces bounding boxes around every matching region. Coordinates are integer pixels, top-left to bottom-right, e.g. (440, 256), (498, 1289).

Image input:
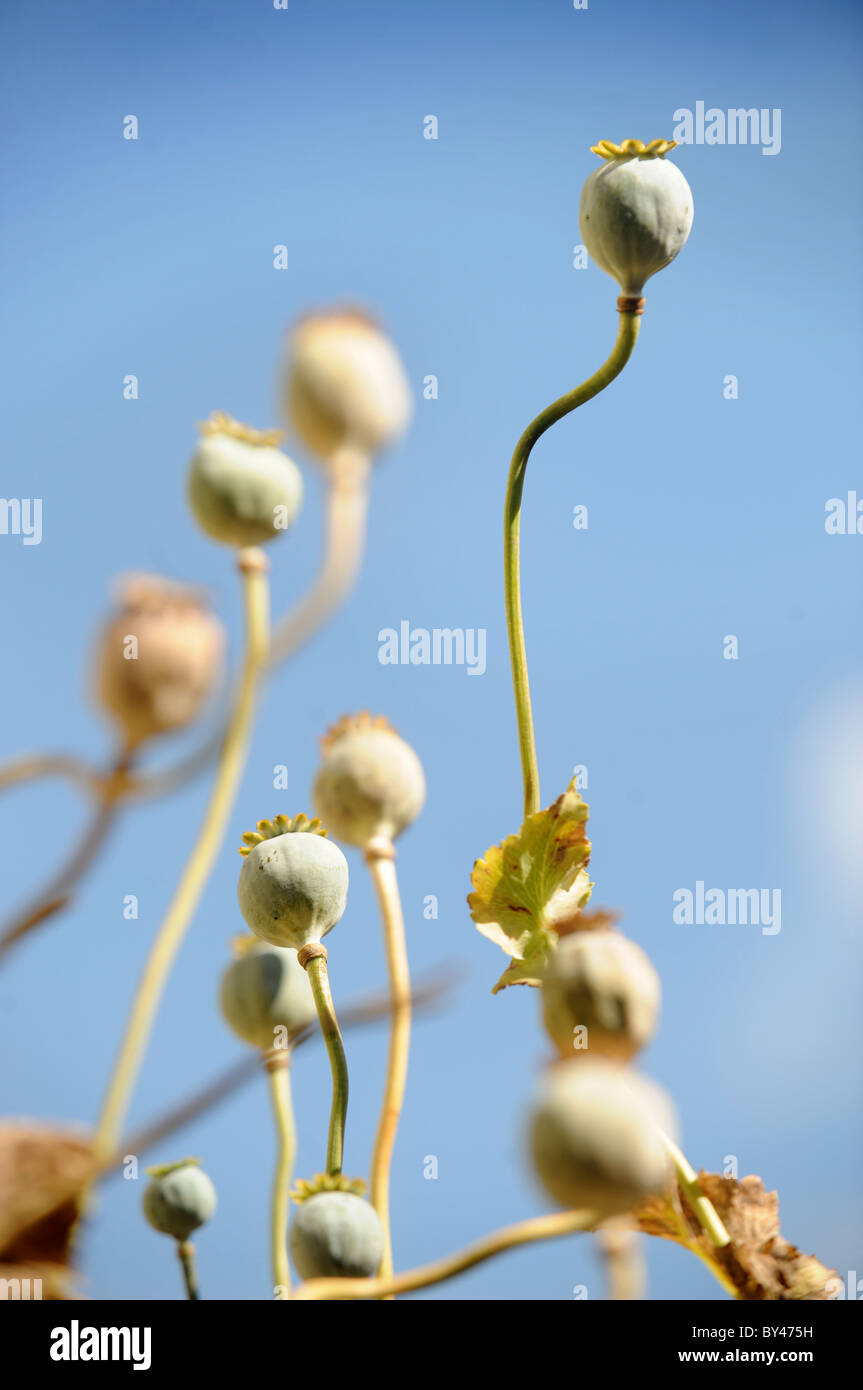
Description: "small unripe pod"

(283, 309), (412, 464)
(187, 412), (303, 548)
(313, 712), (425, 847)
(541, 931), (660, 1063)
(142, 1160), (216, 1241)
(529, 1058), (676, 1216)
(579, 139), (693, 297)
(93, 574), (225, 751)
(237, 816), (348, 950)
(220, 938), (317, 1050)
(289, 1191), (384, 1280)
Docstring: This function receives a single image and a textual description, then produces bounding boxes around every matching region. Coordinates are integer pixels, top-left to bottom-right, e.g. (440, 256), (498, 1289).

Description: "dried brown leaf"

(633, 1170), (836, 1301)
(0, 1122), (94, 1296)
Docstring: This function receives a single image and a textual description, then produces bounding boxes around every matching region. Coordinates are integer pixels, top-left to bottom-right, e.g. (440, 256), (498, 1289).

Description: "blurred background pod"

(237, 815), (349, 950)
(93, 573), (226, 753)
(541, 930), (661, 1064)
(187, 412), (303, 547)
(220, 935), (317, 1051)
(283, 308), (412, 468)
(142, 1159), (217, 1242)
(529, 1058), (676, 1217)
(313, 712), (425, 848)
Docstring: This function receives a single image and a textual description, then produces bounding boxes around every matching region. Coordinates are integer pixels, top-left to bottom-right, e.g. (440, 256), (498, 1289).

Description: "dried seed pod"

(289, 1190), (383, 1280)
(283, 309), (412, 464)
(529, 1058), (676, 1216)
(541, 931), (660, 1063)
(313, 712), (425, 847)
(93, 573), (225, 751)
(187, 412), (303, 547)
(142, 1160), (216, 1242)
(579, 139), (693, 297)
(237, 815), (349, 950)
(219, 937), (317, 1051)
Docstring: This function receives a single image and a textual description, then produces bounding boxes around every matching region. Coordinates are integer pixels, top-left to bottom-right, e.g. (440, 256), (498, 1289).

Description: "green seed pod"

(187, 412), (303, 547)
(284, 309), (412, 465)
(529, 1058), (676, 1217)
(142, 1159), (216, 1241)
(290, 1191), (384, 1280)
(237, 814), (348, 950)
(541, 930), (660, 1063)
(579, 139), (693, 297)
(313, 712), (425, 847)
(219, 936), (317, 1051)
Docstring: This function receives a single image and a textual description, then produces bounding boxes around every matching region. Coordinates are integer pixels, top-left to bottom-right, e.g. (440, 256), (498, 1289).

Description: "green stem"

(504, 308), (642, 818)
(267, 1059), (297, 1298)
(663, 1133), (731, 1249)
(176, 1240), (199, 1300)
(305, 954), (348, 1176)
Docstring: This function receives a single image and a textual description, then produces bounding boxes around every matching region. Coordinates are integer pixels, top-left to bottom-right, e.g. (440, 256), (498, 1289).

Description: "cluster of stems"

(0, 294), (741, 1304)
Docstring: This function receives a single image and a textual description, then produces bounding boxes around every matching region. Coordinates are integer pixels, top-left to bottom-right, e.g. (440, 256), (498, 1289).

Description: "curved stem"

(304, 954), (348, 1176)
(365, 840), (410, 1287)
(176, 1240), (200, 1300)
(663, 1134), (731, 1248)
(0, 752), (101, 799)
(0, 753), (132, 965)
(89, 549), (270, 1174)
(266, 1058), (297, 1298)
(292, 1207), (597, 1300)
(268, 447), (371, 668)
(505, 309), (641, 818)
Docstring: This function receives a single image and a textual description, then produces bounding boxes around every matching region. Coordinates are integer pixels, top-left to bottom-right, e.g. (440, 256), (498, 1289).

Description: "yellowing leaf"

(634, 1171), (837, 1301)
(468, 782), (592, 991)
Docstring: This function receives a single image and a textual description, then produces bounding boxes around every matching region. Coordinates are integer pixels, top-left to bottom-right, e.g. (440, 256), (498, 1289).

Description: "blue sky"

(0, 0), (861, 1300)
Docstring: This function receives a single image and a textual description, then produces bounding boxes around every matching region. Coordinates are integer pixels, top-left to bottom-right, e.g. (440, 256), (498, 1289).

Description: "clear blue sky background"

(1, 0), (860, 1301)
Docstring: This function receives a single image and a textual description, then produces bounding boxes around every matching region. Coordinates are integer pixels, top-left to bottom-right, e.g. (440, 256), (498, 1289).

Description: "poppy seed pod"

(237, 814), (349, 951)
(93, 574), (225, 751)
(289, 1191), (384, 1280)
(313, 712), (425, 847)
(541, 931), (661, 1063)
(529, 1058), (676, 1217)
(220, 937), (317, 1051)
(187, 412), (303, 547)
(579, 139), (693, 297)
(284, 309), (412, 464)
(142, 1160), (217, 1242)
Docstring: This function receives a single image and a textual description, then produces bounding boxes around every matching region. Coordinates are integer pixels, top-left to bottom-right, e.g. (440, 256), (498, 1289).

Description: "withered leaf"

(0, 1122), (95, 1298)
(633, 1170), (836, 1301)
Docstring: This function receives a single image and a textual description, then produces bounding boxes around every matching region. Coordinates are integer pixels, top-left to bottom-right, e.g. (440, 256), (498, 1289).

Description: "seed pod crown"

(237, 811), (349, 950)
(579, 137), (693, 297)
